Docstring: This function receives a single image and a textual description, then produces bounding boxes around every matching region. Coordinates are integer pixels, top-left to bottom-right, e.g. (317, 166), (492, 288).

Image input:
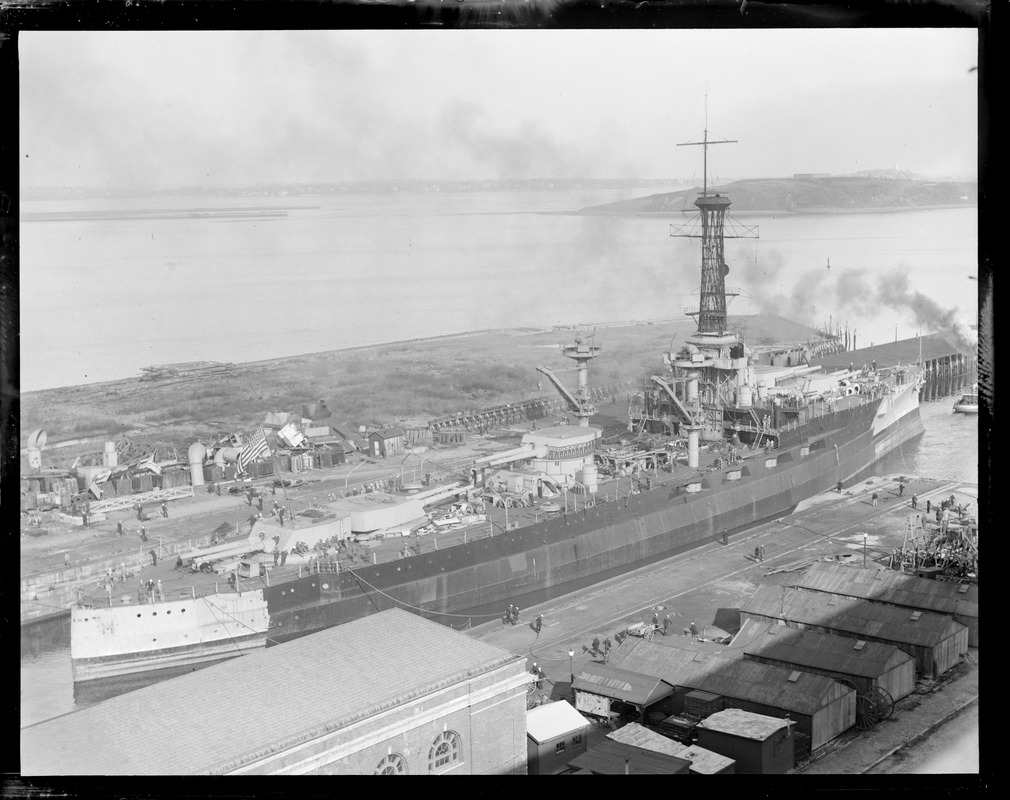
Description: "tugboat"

(952, 383), (979, 414)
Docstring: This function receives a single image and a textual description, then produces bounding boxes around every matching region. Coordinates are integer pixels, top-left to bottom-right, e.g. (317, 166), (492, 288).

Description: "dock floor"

(465, 472), (979, 774)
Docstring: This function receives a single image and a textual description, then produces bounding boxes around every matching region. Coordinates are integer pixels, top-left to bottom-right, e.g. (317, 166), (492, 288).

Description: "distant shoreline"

(559, 203), (977, 217)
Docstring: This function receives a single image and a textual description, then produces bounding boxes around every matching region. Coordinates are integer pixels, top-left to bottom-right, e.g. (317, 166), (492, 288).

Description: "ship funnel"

(188, 442), (208, 487)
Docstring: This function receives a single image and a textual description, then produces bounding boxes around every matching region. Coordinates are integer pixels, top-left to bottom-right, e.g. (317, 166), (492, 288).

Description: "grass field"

(19, 314), (826, 467)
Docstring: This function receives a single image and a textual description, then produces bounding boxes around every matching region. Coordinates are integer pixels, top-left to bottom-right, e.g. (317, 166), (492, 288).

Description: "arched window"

(374, 753), (407, 775)
(428, 731), (461, 773)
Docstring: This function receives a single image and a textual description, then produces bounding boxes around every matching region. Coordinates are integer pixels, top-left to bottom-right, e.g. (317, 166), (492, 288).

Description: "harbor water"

(20, 397), (978, 728)
(19, 194), (977, 393)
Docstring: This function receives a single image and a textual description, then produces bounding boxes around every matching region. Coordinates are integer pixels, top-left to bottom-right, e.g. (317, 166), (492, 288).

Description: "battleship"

(70, 140), (926, 683)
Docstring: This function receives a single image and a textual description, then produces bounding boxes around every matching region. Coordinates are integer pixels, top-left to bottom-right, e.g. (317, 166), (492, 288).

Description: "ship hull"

(72, 383), (922, 681)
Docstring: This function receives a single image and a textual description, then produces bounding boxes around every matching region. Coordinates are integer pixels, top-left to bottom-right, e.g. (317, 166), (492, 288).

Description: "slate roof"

(741, 585), (968, 648)
(21, 609), (522, 776)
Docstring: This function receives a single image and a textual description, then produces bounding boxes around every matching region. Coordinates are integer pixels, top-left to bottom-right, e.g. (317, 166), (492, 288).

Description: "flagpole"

(262, 427), (293, 518)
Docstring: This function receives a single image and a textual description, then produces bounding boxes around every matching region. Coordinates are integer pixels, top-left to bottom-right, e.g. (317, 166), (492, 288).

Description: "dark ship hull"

(264, 389), (922, 642)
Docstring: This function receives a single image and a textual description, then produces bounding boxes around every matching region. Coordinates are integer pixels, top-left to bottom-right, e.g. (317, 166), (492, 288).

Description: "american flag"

(236, 427), (270, 473)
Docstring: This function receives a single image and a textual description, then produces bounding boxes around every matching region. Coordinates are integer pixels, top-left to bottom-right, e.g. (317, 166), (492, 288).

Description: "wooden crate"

(684, 690), (724, 719)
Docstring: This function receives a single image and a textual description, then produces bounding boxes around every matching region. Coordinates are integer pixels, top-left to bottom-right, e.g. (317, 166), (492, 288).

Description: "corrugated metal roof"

(572, 662), (673, 706)
(611, 639), (851, 716)
(741, 620), (915, 678)
(698, 708), (790, 741)
(813, 333), (969, 370)
(21, 609), (523, 776)
(794, 562), (978, 618)
(526, 700), (589, 744)
(566, 739), (691, 774)
(607, 722), (685, 756)
(742, 585), (967, 648)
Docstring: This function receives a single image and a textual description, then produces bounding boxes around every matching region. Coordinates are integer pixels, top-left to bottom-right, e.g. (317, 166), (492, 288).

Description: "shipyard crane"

(536, 336), (601, 427)
(649, 375), (698, 426)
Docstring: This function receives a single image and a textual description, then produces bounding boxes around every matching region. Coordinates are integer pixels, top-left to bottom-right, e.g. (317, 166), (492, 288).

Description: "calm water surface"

(20, 193), (976, 392)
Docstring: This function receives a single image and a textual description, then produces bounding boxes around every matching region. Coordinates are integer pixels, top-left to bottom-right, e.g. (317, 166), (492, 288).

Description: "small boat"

(953, 385), (979, 414)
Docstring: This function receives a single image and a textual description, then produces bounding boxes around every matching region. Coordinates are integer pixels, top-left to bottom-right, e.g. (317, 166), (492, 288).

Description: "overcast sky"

(19, 28), (978, 189)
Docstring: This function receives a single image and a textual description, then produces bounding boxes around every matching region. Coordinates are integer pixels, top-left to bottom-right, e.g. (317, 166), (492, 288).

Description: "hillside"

(19, 315), (827, 467)
(580, 176), (977, 215)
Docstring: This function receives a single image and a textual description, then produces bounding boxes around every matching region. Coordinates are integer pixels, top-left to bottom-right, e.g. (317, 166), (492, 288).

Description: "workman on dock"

(837, 480), (843, 494)
(871, 492), (879, 507)
(663, 615), (672, 637)
(117, 521), (124, 536)
(140, 526), (148, 543)
(926, 498), (931, 515)
(911, 493), (918, 509)
(161, 501), (169, 518)
(534, 614), (543, 637)
(898, 483), (905, 498)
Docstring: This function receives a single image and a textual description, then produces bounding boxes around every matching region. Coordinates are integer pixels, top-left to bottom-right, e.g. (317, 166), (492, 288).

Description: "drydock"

(64, 131), (930, 683)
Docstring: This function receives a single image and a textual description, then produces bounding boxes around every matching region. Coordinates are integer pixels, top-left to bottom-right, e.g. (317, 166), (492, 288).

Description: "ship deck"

(74, 441), (768, 611)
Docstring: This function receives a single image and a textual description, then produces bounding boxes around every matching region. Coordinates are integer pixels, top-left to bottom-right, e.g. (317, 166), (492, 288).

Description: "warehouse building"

(736, 619), (917, 701)
(611, 639), (855, 751)
(741, 585), (969, 679)
(793, 562), (979, 647)
(571, 662), (675, 724)
(695, 709), (795, 775)
(21, 609), (529, 775)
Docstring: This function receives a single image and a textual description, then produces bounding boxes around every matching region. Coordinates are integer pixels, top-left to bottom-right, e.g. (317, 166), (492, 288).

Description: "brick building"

(21, 609), (529, 775)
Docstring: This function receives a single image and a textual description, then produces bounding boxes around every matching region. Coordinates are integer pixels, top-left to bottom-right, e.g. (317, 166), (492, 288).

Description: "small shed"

(610, 639), (855, 751)
(696, 708), (794, 774)
(367, 428), (405, 459)
(741, 585), (969, 679)
(565, 739), (691, 775)
(739, 620), (917, 702)
(794, 562), (979, 647)
(572, 663), (675, 724)
(526, 700), (590, 775)
(671, 743), (736, 775)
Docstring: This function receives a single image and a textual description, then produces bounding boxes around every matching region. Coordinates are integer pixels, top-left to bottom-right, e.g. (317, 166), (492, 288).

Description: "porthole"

(181, 608), (186, 612)
(167, 610), (171, 614)
(137, 614), (142, 618)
